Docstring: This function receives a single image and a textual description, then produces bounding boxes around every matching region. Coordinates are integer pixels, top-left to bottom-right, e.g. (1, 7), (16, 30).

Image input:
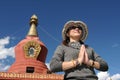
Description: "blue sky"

(0, 0), (120, 80)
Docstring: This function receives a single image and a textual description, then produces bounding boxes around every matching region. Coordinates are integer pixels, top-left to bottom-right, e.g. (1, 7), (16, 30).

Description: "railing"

(0, 72), (64, 80)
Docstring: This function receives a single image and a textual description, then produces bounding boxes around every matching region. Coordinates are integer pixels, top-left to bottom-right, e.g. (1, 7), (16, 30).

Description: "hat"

(62, 20), (88, 42)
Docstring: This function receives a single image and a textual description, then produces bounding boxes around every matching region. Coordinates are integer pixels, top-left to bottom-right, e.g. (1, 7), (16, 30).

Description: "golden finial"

(27, 14), (38, 36)
(30, 14), (38, 26)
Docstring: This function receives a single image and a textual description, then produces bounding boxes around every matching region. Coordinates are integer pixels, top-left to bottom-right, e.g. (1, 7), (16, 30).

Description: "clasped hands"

(76, 45), (94, 67)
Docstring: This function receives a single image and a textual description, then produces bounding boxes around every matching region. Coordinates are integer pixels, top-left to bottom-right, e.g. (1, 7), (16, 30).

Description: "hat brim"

(62, 20), (88, 42)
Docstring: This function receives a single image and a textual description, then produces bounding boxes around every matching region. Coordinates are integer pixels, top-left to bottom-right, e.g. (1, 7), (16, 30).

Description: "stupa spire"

(27, 14), (38, 36)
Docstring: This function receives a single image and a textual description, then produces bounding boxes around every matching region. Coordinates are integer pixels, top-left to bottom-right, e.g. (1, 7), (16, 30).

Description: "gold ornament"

(23, 41), (41, 58)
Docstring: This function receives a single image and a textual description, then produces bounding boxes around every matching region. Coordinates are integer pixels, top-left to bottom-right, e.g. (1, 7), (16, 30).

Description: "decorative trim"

(0, 72), (63, 79)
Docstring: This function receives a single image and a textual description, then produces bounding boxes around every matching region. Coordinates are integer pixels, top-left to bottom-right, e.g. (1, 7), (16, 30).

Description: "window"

(26, 67), (34, 73)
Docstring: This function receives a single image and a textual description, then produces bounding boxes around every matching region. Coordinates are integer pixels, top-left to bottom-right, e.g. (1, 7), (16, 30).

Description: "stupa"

(0, 15), (63, 80)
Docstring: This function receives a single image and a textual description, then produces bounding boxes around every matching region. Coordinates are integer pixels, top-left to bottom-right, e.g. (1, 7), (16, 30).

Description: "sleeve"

(50, 45), (64, 72)
(92, 48), (109, 71)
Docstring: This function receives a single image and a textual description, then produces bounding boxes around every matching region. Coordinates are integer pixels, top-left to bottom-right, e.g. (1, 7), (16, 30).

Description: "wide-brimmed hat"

(62, 20), (88, 42)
